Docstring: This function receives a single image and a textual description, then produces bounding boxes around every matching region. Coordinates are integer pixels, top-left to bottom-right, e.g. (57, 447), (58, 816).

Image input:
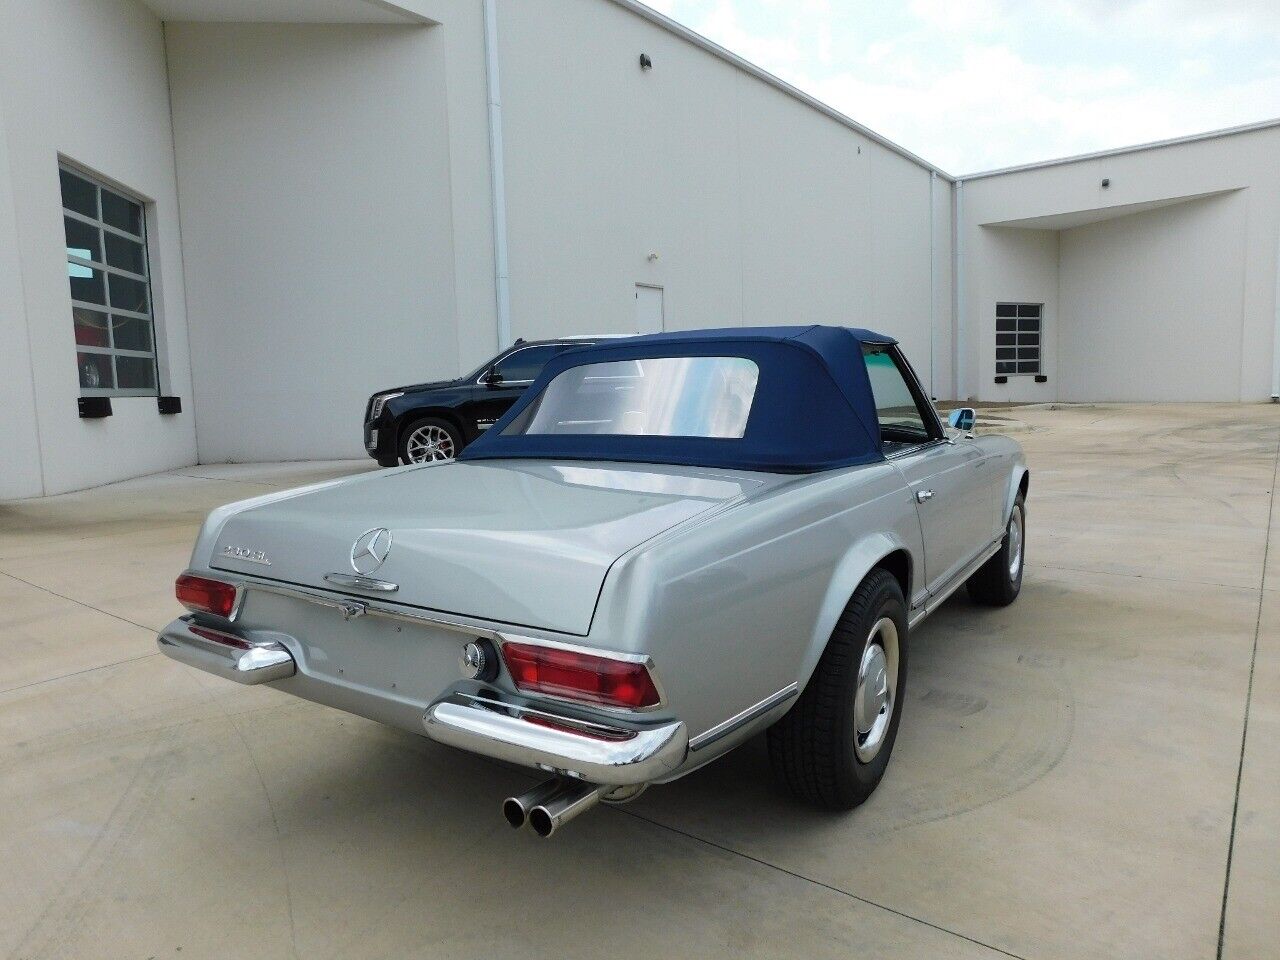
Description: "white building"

(958, 121), (1280, 405)
(1, 0), (1278, 500)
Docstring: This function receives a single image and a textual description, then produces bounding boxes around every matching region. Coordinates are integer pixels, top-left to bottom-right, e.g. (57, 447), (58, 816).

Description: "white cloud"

(812, 46), (1280, 172)
(643, 0), (1280, 171)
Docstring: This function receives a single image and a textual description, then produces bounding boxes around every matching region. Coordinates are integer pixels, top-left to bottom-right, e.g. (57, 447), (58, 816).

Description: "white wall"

(961, 123), (1280, 403)
(0, 0), (197, 498)
(166, 14), (493, 462)
(968, 226), (1058, 404)
(1058, 193), (1247, 402)
(496, 0), (948, 392)
(0, 100), (44, 500)
(161, 0), (949, 467)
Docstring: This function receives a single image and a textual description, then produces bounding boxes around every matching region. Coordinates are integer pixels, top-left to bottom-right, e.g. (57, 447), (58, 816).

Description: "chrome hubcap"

(854, 617), (899, 763)
(1008, 505), (1024, 580)
(405, 425), (456, 463)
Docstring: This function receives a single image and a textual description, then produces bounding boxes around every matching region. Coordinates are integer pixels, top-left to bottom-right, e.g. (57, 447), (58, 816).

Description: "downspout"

(928, 171), (937, 398)
(1272, 226), (1280, 400)
(483, 0), (512, 350)
(952, 178), (965, 401)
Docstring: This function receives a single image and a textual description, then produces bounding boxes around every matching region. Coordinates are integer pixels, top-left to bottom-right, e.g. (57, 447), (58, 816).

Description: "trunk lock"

(337, 600), (367, 621)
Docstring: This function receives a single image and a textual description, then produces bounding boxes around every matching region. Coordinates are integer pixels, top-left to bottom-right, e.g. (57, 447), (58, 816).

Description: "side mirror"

(483, 367), (503, 387)
(947, 407), (976, 432)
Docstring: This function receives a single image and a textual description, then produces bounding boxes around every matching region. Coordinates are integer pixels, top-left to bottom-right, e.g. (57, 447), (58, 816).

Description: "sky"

(641, 0), (1280, 174)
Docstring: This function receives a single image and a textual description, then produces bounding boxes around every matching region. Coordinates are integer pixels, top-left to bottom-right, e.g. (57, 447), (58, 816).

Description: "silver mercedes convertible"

(159, 327), (1027, 837)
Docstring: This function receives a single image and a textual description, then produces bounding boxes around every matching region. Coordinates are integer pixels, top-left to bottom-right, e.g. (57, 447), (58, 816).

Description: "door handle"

(916, 489), (934, 503)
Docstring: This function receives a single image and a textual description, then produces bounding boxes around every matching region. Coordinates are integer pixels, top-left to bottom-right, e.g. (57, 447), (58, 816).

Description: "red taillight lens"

(501, 642), (661, 709)
(175, 573), (238, 618)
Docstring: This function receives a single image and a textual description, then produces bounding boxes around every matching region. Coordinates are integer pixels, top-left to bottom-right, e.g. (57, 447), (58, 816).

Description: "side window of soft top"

(861, 345), (938, 452)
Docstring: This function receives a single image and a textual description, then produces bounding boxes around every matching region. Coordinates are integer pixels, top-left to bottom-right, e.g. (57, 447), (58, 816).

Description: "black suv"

(364, 336), (617, 466)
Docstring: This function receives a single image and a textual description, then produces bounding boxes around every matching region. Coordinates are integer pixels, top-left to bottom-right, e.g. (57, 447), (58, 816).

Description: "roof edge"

(604, 0), (954, 182)
(958, 116), (1280, 181)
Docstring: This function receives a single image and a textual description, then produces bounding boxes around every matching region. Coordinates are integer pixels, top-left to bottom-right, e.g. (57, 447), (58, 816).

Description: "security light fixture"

(639, 53), (653, 70)
(1101, 178), (1111, 188)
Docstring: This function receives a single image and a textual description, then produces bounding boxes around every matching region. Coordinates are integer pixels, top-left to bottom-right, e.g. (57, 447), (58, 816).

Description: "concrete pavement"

(1, 406), (1276, 959)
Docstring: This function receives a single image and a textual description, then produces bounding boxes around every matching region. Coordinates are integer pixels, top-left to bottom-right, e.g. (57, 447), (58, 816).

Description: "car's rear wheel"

(767, 568), (908, 810)
(966, 494), (1025, 606)
(400, 417), (462, 464)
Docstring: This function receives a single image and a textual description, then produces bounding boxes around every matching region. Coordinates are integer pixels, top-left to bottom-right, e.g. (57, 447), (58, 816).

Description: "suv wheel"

(400, 418), (462, 464)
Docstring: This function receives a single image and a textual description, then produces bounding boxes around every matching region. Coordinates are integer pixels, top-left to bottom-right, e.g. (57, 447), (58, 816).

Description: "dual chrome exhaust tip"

(503, 778), (608, 838)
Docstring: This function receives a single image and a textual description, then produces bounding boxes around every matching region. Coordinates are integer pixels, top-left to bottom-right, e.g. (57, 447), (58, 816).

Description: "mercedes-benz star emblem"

(350, 527), (393, 576)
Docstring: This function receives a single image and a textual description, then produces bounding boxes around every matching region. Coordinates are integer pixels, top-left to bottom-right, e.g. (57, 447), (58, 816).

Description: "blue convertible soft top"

(457, 326), (898, 473)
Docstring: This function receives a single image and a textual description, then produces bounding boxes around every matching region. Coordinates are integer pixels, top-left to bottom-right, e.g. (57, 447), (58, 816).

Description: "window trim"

(862, 341), (945, 454)
(995, 302), (1043, 378)
(61, 162), (160, 398)
(474, 342), (589, 386)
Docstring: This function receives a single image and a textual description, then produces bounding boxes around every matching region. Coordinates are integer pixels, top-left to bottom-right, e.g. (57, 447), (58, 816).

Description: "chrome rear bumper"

(424, 690), (688, 786)
(157, 617), (296, 685)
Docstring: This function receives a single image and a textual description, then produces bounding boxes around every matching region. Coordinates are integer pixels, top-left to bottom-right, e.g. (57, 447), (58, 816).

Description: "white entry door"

(635, 284), (664, 334)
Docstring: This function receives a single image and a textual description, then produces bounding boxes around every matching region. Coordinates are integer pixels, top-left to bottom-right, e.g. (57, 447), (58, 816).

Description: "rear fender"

(796, 531), (917, 694)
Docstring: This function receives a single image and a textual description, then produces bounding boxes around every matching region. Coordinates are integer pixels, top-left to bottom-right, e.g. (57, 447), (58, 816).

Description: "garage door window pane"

(60, 163), (159, 396)
(60, 169), (97, 218)
(74, 308), (110, 348)
(69, 263), (105, 304)
(111, 314), (152, 352)
(65, 216), (101, 263)
(108, 273), (149, 313)
(78, 352), (114, 389)
(104, 232), (146, 275)
(995, 303), (1042, 376)
(116, 355), (157, 390)
(101, 190), (143, 236)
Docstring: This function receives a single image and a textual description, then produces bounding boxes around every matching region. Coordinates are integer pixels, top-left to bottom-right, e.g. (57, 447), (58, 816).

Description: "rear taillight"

(501, 641), (661, 709)
(175, 573), (238, 618)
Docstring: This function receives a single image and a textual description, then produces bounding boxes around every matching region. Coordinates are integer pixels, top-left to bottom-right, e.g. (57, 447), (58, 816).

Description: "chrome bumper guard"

(157, 617), (296, 685)
(424, 690), (688, 786)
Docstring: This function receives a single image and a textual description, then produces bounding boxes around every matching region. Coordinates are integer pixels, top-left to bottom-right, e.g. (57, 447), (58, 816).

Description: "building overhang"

(140, 0), (435, 24)
(981, 188), (1242, 231)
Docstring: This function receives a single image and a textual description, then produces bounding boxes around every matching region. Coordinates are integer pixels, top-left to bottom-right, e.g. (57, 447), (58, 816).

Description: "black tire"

(398, 416), (463, 465)
(966, 495), (1025, 606)
(767, 568), (908, 810)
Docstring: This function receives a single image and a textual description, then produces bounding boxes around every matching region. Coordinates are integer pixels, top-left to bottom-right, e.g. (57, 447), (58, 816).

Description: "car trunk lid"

(209, 460), (764, 635)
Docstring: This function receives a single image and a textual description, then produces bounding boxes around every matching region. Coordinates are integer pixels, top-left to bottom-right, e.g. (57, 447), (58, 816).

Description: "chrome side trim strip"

(688, 682), (800, 752)
(908, 536), (1003, 628)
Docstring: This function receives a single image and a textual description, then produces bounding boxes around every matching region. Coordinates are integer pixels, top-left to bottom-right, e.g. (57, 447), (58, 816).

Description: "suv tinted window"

(493, 345), (564, 383)
(862, 345), (935, 449)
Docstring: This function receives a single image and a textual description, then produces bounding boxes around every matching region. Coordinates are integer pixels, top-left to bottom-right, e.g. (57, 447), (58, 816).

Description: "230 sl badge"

(221, 545), (271, 565)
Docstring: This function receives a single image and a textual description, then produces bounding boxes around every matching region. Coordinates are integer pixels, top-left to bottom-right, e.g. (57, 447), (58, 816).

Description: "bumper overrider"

(158, 617), (296, 684)
(156, 617), (688, 787)
(424, 689), (687, 785)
